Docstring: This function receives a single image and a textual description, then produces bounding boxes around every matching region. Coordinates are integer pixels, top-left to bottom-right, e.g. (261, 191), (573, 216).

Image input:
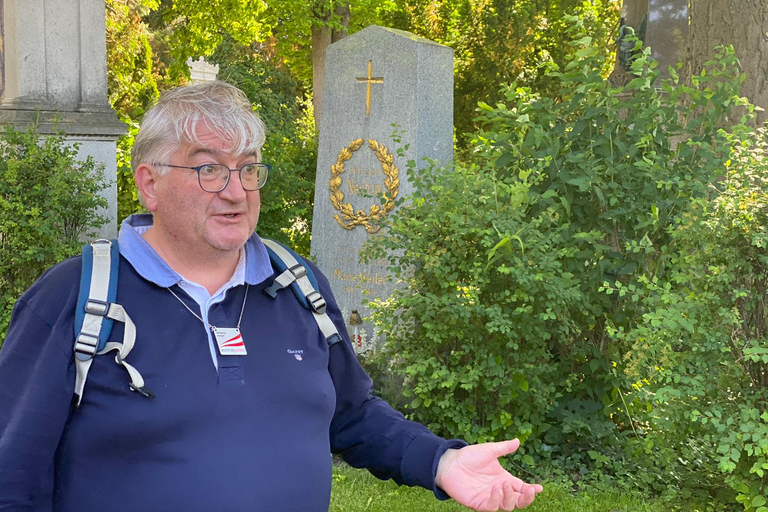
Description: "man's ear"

(134, 163), (160, 212)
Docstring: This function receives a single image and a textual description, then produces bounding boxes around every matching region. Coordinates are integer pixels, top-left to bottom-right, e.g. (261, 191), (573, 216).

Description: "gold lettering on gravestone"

(332, 268), (388, 285)
(329, 139), (400, 233)
(355, 60), (384, 117)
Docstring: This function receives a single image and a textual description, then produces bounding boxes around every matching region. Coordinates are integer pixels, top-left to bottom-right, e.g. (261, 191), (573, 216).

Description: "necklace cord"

(167, 284), (250, 331)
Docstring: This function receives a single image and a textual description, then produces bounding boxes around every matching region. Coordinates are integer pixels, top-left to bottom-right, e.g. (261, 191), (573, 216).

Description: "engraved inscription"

(332, 268), (388, 286)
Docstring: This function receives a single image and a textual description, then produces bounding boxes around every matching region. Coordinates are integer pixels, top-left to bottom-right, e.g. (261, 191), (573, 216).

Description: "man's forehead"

(178, 123), (261, 160)
(183, 144), (260, 159)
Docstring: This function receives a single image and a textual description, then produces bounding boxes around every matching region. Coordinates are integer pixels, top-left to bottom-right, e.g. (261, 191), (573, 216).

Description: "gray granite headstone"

(644, 0), (688, 81)
(310, 25), (453, 350)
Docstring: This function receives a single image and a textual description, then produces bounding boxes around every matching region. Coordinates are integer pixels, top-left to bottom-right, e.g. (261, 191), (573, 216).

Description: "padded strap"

(262, 239), (342, 347)
(75, 241), (114, 361)
(73, 240), (153, 407)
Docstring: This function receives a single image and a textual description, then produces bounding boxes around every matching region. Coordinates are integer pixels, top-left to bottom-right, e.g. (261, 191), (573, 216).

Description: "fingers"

(481, 485), (503, 512)
(500, 480), (518, 511)
(488, 438), (521, 458)
(483, 481), (541, 511)
(515, 485), (536, 509)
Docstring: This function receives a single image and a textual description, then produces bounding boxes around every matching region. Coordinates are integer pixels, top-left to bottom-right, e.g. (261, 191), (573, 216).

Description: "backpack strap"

(261, 239), (342, 347)
(73, 239), (153, 407)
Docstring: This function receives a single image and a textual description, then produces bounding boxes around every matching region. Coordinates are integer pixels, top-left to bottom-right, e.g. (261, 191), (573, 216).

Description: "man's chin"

(207, 233), (251, 253)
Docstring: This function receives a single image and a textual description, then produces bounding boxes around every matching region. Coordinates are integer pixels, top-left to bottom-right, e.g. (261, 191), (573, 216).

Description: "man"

(0, 81), (542, 511)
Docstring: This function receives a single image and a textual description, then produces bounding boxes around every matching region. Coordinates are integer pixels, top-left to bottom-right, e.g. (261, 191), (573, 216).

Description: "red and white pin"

(212, 327), (247, 356)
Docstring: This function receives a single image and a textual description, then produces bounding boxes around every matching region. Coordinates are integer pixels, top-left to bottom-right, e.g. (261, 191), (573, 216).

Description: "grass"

(330, 464), (667, 512)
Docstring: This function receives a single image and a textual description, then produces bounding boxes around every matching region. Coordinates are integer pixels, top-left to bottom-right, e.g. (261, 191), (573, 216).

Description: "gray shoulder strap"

(261, 239), (342, 347)
(73, 241), (153, 407)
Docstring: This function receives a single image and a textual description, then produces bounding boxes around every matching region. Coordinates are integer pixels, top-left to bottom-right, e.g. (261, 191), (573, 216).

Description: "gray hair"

(131, 81), (267, 175)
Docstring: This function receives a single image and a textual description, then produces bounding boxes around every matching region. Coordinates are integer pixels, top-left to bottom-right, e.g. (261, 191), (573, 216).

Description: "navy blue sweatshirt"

(0, 247), (463, 511)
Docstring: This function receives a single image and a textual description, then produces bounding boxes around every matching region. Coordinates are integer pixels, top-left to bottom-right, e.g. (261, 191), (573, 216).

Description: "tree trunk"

(311, 25), (331, 129)
(621, 0), (649, 27)
(609, 0), (649, 86)
(311, 3), (350, 129)
(332, 3), (350, 42)
(683, 0), (768, 123)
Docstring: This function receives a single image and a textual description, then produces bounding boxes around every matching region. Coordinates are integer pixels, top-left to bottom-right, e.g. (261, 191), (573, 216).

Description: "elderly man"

(0, 82), (542, 511)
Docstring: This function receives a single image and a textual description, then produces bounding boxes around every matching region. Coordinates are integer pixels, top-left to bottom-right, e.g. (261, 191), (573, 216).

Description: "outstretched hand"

(435, 439), (543, 511)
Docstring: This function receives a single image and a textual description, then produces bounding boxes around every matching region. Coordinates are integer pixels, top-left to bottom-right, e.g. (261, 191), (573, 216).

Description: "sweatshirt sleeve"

(0, 271), (78, 511)
(311, 264), (468, 498)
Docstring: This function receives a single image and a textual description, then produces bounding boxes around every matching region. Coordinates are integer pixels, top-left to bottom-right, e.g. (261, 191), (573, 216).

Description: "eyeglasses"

(154, 163), (270, 192)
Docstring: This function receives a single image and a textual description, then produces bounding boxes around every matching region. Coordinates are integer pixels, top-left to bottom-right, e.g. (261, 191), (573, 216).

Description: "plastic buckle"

(290, 264), (307, 279)
(264, 280), (284, 298)
(85, 299), (109, 316)
(75, 332), (98, 357)
(307, 291), (327, 314)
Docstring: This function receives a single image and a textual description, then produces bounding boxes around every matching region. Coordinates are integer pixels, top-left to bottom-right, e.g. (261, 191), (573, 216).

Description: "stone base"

(0, 107), (124, 239)
(0, 107), (125, 138)
(72, 138), (119, 239)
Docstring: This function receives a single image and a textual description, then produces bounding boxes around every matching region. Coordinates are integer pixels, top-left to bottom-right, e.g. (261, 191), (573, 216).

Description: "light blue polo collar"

(117, 213), (274, 288)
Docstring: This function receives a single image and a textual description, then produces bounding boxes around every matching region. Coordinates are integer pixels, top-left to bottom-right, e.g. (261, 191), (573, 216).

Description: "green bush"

(609, 131), (768, 509)
(0, 126), (108, 342)
(362, 17), (755, 501)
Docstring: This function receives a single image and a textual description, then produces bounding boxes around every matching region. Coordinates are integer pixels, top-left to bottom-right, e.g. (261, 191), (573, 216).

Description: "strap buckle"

(306, 291), (327, 314)
(290, 263), (307, 279)
(75, 332), (99, 359)
(84, 299), (109, 316)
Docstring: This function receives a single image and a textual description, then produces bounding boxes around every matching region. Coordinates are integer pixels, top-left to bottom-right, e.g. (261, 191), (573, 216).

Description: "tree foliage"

(211, 38), (318, 255)
(106, 0), (160, 222)
(608, 137), (768, 508)
(363, 20), (760, 507)
(378, 0), (620, 146)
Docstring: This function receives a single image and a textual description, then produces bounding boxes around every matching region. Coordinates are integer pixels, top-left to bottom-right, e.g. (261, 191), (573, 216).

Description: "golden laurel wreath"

(329, 138), (400, 233)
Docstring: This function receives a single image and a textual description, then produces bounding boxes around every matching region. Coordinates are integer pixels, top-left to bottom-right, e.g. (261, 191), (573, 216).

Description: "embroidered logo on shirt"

(287, 349), (304, 361)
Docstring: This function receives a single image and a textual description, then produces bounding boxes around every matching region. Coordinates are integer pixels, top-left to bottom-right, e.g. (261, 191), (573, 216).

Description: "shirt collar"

(117, 213), (274, 288)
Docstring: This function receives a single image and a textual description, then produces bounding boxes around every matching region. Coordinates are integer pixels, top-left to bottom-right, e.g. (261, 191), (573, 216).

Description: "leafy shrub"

(365, 162), (574, 447)
(0, 126), (109, 342)
(609, 131), (768, 509)
(363, 17), (755, 500)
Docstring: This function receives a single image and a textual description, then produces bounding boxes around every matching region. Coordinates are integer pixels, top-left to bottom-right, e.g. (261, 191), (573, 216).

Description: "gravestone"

(644, 0), (688, 81)
(187, 57), (220, 83)
(0, 0), (124, 237)
(310, 26), (453, 350)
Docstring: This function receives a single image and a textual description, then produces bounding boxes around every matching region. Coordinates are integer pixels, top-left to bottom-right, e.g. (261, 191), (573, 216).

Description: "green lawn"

(330, 464), (667, 512)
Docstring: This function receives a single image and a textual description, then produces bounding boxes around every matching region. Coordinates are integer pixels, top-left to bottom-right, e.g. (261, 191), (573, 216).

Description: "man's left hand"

(435, 439), (543, 511)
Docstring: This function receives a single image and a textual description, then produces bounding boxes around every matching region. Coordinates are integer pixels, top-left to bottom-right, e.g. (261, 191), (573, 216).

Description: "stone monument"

(0, 0), (124, 237)
(644, 0), (688, 81)
(187, 57), (220, 83)
(310, 26), (453, 350)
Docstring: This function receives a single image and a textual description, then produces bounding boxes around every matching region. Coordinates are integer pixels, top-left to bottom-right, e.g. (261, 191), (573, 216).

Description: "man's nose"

(218, 170), (249, 200)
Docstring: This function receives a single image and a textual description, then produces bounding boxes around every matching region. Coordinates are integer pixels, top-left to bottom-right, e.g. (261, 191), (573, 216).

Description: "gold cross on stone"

(355, 60), (384, 117)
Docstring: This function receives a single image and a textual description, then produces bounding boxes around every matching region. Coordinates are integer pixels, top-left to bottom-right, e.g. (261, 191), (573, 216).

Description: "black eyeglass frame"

(153, 162), (270, 192)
